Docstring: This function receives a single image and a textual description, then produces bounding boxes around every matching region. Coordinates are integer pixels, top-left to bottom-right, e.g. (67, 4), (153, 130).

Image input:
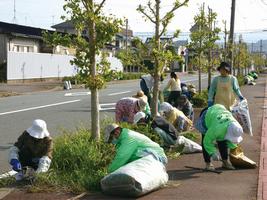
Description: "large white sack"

(231, 99), (253, 136)
(101, 155), (168, 197)
(176, 136), (202, 154)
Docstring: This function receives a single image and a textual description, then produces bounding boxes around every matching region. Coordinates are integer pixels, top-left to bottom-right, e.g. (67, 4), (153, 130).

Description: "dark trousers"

(167, 91), (181, 107)
(140, 79), (152, 105)
(19, 151), (39, 170)
(201, 134), (228, 163)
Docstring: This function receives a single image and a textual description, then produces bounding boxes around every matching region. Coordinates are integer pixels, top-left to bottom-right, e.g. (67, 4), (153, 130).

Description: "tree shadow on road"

(167, 168), (201, 181)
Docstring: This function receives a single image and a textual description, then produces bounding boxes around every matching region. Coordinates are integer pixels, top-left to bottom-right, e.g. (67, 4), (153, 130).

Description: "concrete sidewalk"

(1, 74), (266, 200)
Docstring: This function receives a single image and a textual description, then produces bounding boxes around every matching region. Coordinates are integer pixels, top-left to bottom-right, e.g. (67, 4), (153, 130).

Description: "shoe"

(222, 160), (235, 170)
(205, 162), (215, 171)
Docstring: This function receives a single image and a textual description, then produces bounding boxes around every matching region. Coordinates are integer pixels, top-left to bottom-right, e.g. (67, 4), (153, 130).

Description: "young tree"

(43, 0), (122, 140)
(188, 4), (220, 92)
(116, 37), (148, 71)
(137, 0), (189, 117)
(206, 8), (220, 88)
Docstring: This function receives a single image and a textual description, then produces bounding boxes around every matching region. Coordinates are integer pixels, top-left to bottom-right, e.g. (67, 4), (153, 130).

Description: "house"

(51, 21), (133, 57)
(0, 21), (58, 82)
(0, 21), (123, 83)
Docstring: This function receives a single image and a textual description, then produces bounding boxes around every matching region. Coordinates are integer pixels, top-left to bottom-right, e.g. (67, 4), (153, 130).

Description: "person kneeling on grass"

(104, 123), (167, 173)
(160, 102), (193, 132)
(115, 97), (147, 124)
(195, 104), (243, 170)
(8, 119), (53, 180)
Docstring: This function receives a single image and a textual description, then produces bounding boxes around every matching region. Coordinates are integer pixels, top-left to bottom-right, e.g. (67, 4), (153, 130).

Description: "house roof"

(52, 21), (133, 37)
(0, 21), (53, 39)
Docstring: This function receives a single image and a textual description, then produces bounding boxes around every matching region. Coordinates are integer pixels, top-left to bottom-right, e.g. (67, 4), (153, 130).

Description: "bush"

(119, 72), (145, 80)
(31, 127), (115, 193)
(236, 75), (245, 86)
(188, 71), (196, 74)
(191, 90), (208, 108)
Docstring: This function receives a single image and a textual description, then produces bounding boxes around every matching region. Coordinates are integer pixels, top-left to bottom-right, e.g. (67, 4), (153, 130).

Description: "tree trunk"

(151, 0), (160, 117)
(198, 55), (202, 92)
(88, 0), (100, 140)
(91, 88), (100, 140)
(208, 49), (212, 89)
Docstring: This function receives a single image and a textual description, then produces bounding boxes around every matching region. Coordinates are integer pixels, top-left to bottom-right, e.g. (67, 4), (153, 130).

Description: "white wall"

(7, 52), (123, 80)
(7, 52), (76, 80)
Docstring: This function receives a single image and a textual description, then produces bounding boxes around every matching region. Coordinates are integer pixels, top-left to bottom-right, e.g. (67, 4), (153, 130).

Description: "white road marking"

(100, 103), (116, 106)
(0, 99), (81, 116)
(183, 76), (208, 83)
(65, 92), (91, 96)
(99, 103), (116, 111)
(0, 170), (17, 179)
(108, 91), (131, 96)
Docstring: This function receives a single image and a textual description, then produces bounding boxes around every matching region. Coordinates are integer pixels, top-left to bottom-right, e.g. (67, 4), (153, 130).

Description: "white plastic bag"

(231, 99), (253, 136)
(176, 136), (202, 154)
(101, 155), (168, 197)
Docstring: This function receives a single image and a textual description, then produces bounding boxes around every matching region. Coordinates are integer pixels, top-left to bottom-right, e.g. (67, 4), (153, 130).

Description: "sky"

(0, 0), (266, 41)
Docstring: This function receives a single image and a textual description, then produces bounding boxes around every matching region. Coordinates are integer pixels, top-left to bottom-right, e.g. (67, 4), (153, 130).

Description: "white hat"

(160, 102), (173, 113)
(104, 123), (119, 142)
(133, 112), (146, 124)
(225, 121), (243, 143)
(26, 119), (50, 139)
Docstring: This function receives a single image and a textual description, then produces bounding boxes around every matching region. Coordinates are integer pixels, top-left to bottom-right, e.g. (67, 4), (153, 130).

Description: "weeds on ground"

(192, 90), (208, 108)
(0, 119), (200, 193)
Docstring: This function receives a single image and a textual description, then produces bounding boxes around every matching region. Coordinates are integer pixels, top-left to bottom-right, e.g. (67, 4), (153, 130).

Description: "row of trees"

(43, 0), (266, 140)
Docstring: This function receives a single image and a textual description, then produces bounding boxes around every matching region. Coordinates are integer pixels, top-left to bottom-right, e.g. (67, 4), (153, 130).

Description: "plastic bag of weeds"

(101, 155), (168, 197)
(231, 99), (253, 136)
(176, 136), (202, 154)
(229, 146), (257, 169)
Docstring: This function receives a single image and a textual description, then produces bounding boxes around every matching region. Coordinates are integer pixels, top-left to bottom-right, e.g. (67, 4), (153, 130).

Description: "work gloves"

(211, 153), (221, 161)
(10, 159), (22, 172)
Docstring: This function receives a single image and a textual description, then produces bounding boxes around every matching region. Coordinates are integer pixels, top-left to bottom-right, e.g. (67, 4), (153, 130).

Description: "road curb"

(257, 78), (267, 200)
(0, 188), (13, 200)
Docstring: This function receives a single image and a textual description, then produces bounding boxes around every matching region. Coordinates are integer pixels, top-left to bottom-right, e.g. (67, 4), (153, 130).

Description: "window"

(12, 45), (34, 53)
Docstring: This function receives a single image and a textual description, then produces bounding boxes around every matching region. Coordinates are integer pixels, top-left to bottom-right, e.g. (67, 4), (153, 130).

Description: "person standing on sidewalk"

(208, 62), (244, 110)
(140, 74), (154, 105)
(8, 119), (53, 180)
(195, 104), (243, 170)
(164, 72), (182, 107)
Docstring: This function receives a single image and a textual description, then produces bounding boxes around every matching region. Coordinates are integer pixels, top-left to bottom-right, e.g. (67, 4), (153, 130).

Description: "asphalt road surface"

(0, 73), (209, 173)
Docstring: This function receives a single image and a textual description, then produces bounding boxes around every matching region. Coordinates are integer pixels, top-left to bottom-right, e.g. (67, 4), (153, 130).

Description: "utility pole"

(12, 0), (17, 23)
(125, 18), (128, 53)
(228, 0), (236, 74)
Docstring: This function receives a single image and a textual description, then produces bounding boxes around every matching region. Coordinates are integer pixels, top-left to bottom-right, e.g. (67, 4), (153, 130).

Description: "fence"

(7, 52), (123, 81)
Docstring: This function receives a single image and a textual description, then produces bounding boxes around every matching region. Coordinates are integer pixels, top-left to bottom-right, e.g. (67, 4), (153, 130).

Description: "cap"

(104, 123), (119, 142)
(133, 112), (146, 124)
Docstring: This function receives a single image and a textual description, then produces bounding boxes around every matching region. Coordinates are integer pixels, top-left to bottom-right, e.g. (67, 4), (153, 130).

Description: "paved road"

(0, 73), (209, 173)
